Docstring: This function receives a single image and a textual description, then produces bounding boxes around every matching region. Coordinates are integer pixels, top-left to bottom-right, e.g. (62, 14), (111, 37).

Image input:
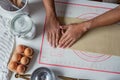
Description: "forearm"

(88, 6), (120, 29)
(43, 0), (56, 17)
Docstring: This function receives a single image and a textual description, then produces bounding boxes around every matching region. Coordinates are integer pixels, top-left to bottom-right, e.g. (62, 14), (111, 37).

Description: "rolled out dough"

(58, 17), (120, 56)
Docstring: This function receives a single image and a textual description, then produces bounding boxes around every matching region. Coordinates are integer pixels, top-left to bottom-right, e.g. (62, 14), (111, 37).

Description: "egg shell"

(16, 45), (26, 53)
(24, 48), (33, 56)
(12, 53), (22, 62)
(20, 56), (30, 65)
(16, 65), (26, 74)
(9, 61), (18, 71)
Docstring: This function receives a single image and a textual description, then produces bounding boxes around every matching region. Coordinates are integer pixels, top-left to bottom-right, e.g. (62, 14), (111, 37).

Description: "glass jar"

(10, 14), (36, 39)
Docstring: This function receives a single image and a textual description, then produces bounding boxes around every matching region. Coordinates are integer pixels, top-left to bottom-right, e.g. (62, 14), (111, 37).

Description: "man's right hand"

(59, 21), (91, 48)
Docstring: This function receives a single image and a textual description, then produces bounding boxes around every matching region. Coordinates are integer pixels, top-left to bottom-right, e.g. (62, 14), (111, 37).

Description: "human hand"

(59, 21), (91, 48)
(45, 15), (61, 48)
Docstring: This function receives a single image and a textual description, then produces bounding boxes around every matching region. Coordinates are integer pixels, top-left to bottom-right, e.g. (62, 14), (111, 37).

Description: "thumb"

(60, 25), (68, 30)
(60, 25), (69, 35)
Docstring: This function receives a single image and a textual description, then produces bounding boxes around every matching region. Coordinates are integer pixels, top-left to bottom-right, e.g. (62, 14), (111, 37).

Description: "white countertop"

(10, 0), (120, 80)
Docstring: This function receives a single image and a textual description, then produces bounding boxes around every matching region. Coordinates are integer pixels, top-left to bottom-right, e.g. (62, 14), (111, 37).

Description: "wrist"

(46, 10), (56, 17)
(87, 19), (99, 29)
(82, 20), (92, 32)
(46, 13), (57, 21)
(46, 12), (58, 22)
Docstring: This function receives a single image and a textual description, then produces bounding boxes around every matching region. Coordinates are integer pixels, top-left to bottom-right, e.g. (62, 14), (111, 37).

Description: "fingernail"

(53, 45), (55, 48)
(56, 43), (58, 47)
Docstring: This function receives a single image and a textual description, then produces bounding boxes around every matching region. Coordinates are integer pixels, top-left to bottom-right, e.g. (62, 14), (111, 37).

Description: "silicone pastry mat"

(39, 1), (120, 76)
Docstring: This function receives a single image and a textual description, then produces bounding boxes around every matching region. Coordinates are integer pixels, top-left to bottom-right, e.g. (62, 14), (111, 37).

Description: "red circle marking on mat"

(73, 50), (111, 62)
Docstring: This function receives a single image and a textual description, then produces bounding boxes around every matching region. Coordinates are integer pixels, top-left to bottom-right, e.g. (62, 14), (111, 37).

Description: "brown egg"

(9, 61), (18, 71)
(20, 56), (30, 65)
(16, 45), (26, 53)
(16, 65), (26, 74)
(12, 53), (22, 62)
(24, 48), (33, 56)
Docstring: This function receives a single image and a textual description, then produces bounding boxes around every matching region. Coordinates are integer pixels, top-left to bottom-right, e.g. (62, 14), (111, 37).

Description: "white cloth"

(0, 15), (15, 80)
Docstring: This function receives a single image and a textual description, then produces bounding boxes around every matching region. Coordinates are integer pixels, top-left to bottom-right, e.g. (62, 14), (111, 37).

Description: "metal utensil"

(58, 76), (77, 80)
(15, 67), (56, 80)
(58, 76), (89, 80)
(31, 67), (56, 80)
(15, 73), (31, 80)
(15, 67), (89, 80)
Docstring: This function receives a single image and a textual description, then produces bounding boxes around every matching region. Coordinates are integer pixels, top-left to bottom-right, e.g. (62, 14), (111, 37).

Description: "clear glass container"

(10, 14), (36, 39)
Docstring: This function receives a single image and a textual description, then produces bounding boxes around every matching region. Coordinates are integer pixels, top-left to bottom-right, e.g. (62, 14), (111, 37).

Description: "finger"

(59, 35), (70, 48)
(61, 29), (65, 35)
(52, 33), (56, 48)
(59, 33), (68, 45)
(47, 32), (49, 42)
(62, 38), (73, 48)
(49, 33), (52, 46)
(56, 32), (59, 47)
(60, 25), (68, 30)
(59, 26), (64, 35)
(67, 39), (76, 48)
